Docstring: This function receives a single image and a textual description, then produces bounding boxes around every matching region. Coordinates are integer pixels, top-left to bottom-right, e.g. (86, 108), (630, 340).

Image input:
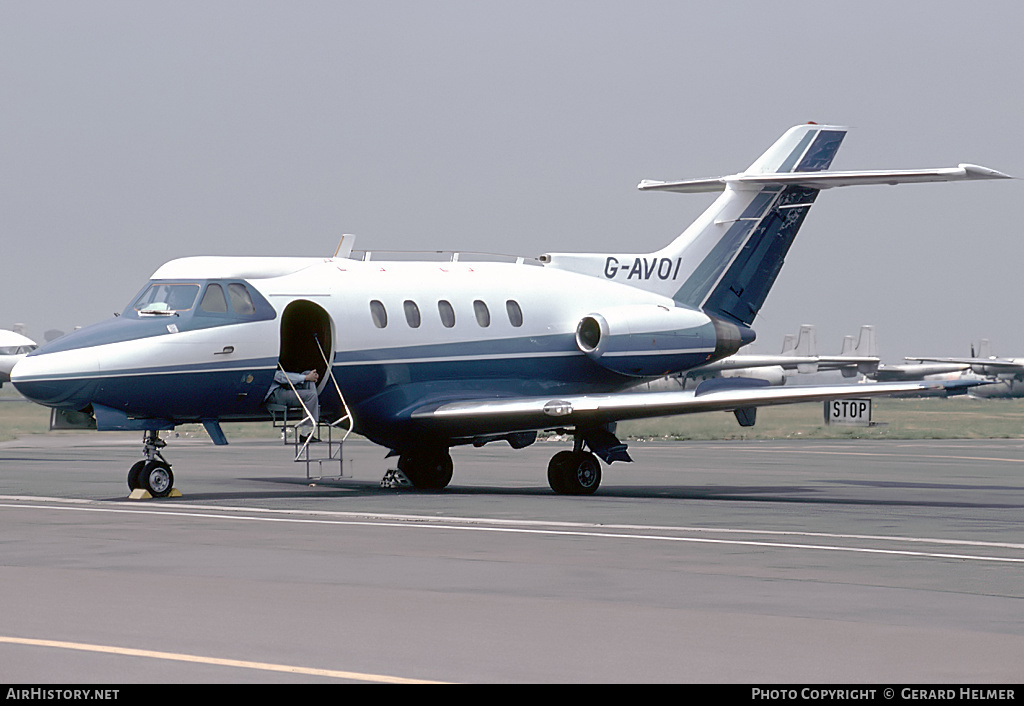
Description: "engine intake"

(574, 304), (745, 377)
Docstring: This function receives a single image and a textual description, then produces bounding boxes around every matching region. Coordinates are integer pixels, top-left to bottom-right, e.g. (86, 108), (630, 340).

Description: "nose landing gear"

(127, 430), (176, 498)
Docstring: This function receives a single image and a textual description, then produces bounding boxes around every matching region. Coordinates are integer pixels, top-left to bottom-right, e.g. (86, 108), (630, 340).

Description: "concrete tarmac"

(1, 432), (1023, 683)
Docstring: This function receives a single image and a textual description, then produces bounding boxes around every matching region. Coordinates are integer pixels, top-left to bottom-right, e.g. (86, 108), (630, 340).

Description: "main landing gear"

(547, 450), (602, 495)
(545, 427), (628, 495)
(396, 449), (454, 490)
(390, 446), (600, 494)
(127, 430), (175, 498)
(387, 427), (625, 495)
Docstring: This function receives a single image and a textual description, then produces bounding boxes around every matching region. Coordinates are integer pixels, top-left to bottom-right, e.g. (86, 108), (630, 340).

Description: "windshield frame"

(133, 282), (202, 315)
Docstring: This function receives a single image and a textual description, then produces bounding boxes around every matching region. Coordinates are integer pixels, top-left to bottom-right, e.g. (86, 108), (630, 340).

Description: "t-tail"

(541, 123), (1011, 327)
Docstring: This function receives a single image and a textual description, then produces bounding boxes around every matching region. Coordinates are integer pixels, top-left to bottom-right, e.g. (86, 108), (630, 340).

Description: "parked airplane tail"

(649, 125), (845, 325)
(541, 124), (1010, 327)
(853, 324), (878, 358)
(781, 323), (818, 373)
(840, 335), (855, 356)
(781, 324), (818, 356)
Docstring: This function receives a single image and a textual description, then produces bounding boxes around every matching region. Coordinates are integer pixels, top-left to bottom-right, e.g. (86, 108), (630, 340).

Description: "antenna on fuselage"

(334, 234), (356, 258)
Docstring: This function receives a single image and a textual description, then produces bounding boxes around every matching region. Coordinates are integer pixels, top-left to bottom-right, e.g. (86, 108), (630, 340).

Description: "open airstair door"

(279, 300), (333, 394)
(277, 299), (350, 479)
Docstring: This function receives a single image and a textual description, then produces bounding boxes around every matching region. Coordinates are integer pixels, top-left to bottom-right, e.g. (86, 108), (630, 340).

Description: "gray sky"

(2, 1), (1021, 360)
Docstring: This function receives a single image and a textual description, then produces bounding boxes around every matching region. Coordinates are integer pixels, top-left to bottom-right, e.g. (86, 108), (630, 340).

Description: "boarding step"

(267, 403), (350, 481)
(283, 418), (349, 481)
(267, 346), (355, 481)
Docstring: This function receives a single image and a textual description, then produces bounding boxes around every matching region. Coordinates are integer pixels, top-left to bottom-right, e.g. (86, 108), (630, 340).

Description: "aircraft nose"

(0, 354), (25, 381)
(11, 348), (100, 410)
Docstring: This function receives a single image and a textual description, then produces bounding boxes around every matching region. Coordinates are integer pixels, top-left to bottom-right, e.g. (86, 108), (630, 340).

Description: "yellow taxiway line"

(0, 635), (447, 684)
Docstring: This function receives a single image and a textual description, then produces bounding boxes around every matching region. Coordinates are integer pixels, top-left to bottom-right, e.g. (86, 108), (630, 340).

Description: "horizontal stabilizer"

(638, 164), (1012, 193)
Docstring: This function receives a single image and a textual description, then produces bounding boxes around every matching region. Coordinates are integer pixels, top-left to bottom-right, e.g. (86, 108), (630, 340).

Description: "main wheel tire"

(139, 460), (174, 498)
(549, 450), (601, 495)
(547, 450), (576, 494)
(398, 451), (453, 490)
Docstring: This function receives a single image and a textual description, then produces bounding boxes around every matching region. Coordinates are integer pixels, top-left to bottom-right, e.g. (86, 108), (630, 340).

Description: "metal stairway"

(268, 342), (353, 481)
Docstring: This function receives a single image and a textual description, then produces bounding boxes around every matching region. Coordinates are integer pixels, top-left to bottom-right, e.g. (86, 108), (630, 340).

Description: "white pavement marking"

(2, 498), (1023, 564)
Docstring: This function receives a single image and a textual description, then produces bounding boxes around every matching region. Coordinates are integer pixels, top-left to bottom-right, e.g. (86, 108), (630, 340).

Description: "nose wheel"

(127, 431), (175, 498)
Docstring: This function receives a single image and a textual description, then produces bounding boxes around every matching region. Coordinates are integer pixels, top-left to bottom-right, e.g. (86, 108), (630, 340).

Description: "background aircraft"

(11, 124), (1007, 496)
(842, 325), (969, 383)
(0, 328), (37, 387)
(636, 324), (879, 390)
(908, 340), (1024, 398)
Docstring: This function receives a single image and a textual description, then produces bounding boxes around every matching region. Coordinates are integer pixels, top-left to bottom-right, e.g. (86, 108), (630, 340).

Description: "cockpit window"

(200, 283), (228, 313)
(228, 284), (256, 315)
(134, 284), (200, 314)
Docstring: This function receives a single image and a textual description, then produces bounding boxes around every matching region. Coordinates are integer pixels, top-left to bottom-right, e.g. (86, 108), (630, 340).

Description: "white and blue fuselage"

(12, 254), (738, 451)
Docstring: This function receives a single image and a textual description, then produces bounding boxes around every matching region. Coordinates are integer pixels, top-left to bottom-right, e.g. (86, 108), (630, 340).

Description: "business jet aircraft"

(11, 124), (1010, 496)
(0, 329), (37, 387)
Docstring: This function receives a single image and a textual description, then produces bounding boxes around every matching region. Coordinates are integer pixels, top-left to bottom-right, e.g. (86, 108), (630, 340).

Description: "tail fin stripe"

(672, 220), (755, 309)
(738, 189), (781, 219)
(776, 129), (819, 174)
(795, 130), (846, 172)
(701, 188), (818, 324)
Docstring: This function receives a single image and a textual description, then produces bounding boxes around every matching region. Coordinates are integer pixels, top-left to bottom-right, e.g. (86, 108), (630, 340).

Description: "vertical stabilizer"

(674, 125), (845, 324)
(781, 333), (797, 355)
(794, 324), (818, 356)
(540, 124), (846, 320)
(854, 325), (878, 358)
(791, 324), (818, 373)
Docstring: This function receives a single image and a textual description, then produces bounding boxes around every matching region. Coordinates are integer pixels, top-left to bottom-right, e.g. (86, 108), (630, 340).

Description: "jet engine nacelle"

(574, 304), (751, 377)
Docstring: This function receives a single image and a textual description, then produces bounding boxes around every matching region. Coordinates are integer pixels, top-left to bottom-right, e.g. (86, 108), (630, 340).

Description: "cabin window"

(370, 300), (388, 328)
(403, 300), (421, 328)
(473, 300), (490, 327)
(200, 284), (228, 313)
(134, 283), (200, 314)
(438, 300), (456, 328)
(506, 300), (524, 327)
(228, 283), (256, 315)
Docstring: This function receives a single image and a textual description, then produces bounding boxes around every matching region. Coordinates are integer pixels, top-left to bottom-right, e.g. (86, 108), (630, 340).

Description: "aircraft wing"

(907, 356), (1024, 371)
(816, 355), (879, 370)
(411, 378), (983, 431)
